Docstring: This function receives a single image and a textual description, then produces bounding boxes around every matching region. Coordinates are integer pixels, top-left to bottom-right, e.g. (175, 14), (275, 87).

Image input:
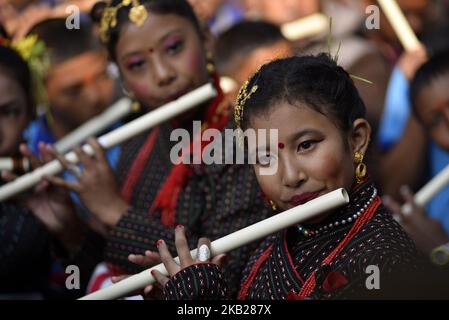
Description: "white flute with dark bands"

(0, 158), (16, 172)
(0, 84), (216, 202)
(0, 157), (31, 174)
(79, 188), (349, 300)
(54, 97), (134, 153)
(377, 0), (422, 52)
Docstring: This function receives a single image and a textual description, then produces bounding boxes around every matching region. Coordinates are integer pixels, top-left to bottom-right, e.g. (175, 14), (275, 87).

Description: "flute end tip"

(339, 188), (350, 203)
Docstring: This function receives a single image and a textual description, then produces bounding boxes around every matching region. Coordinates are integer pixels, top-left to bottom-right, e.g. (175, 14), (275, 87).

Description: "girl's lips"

(289, 191), (322, 206)
(165, 88), (191, 103)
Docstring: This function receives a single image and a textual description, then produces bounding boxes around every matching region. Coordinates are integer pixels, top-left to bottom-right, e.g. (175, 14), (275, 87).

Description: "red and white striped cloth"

(86, 262), (143, 300)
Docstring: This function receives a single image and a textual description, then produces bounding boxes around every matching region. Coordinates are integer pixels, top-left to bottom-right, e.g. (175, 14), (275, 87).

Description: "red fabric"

(286, 291), (305, 300)
(88, 271), (112, 294)
(297, 197), (381, 299)
(107, 263), (126, 277)
(282, 231), (305, 285)
(118, 74), (228, 227)
(238, 245), (273, 300)
(50, 271), (68, 286)
(322, 272), (348, 294)
(323, 197), (380, 265)
(150, 74), (228, 227)
(121, 128), (159, 202)
(0, 36), (9, 47)
(150, 163), (193, 227)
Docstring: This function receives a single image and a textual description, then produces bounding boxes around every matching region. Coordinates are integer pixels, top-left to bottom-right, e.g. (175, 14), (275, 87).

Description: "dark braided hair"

(239, 54), (366, 138)
(91, 0), (202, 61)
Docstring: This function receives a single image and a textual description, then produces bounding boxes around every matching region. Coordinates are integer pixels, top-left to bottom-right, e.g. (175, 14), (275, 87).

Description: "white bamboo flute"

(0, 157), (30, 173)
(281, 13), (328, 42)
(54, 77), (236, 154)
(54, 97), (133, 153)
(80, 188), (349, 300)
(0, 84), (216, 202)
(377, 0), (422, 52)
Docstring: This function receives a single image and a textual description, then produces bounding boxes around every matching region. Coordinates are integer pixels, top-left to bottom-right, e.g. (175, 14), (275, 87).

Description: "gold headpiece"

(12, 35), (50, 107)
(234, 79), (258, 130)
(100, 0), (149, 43)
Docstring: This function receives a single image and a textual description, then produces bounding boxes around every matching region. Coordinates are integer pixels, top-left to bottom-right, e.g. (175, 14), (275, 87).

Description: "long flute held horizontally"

(0, 84), (216, 202)
(54, 97), (134, 153)
(53, 76), (236, 154)
(0, 157), (31, 174)
(80, 188), (349, 300)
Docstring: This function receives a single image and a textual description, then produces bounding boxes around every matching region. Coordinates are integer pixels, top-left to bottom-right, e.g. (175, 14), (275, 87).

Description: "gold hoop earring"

(206, 51), (215, 74)
(269, 200), (277, 211)
(122, 87), (141, 112)
(131, 100), (141, 112)
(354, 151), (367, 183)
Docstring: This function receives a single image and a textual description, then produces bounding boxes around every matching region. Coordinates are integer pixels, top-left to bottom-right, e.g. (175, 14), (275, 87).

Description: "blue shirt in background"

(377, 66), (449, 236)
(208, 1), (244, 36)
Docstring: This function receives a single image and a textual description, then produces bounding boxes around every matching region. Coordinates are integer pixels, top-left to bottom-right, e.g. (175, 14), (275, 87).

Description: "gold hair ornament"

(100, 0), (149, 43)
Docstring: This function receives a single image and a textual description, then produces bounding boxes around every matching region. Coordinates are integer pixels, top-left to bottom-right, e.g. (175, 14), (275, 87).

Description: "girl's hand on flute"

(111, 250), (164, 299)
(2, 143), (85, 252)
(44, 138), (129, 228)
(383, 185), (449, 254)
(152, 225), (226, 287)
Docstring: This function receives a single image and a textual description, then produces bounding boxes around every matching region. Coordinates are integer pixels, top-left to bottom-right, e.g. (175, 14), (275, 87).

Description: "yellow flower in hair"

(14, 35), (38, 61)
(13, 35), (50, 106)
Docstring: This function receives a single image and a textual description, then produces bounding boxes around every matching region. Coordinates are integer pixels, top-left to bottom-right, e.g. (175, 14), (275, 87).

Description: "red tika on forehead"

(278, 142), (285, 149)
